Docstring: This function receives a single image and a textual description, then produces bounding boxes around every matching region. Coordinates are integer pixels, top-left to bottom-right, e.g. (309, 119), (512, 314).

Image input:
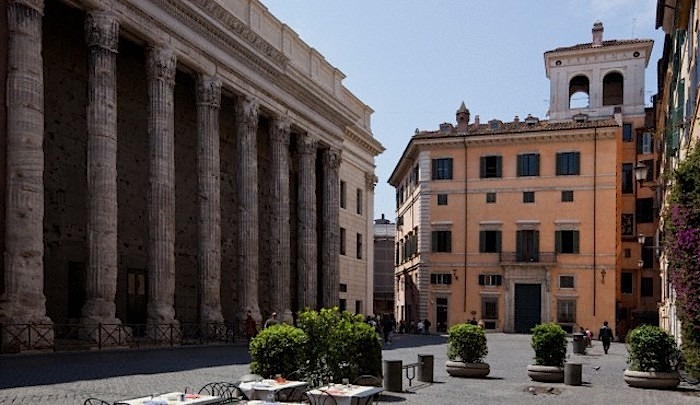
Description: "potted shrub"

(249, 324), (308, 379)
(445, 323), (490, 378)
(624, 324), (681, 389)
(526, 322), (567, 382)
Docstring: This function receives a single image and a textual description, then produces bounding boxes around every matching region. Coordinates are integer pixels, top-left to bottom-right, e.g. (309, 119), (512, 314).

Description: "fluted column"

(321, 148), (341, 308)
(297, 134), (318, 310)
(269, 116), (292, 323)
(82, 10), (120, 326)
(196, 75), (224, 324)
(1, 0), (52, 332)
(146, 46), (178, 329)
(365, 172), (378, 316)
(235, 97), (261, 322)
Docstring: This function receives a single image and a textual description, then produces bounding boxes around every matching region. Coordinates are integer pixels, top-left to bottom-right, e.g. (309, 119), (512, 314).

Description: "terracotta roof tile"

(544, 39), (652, 54)
(413, 118), (619, 139)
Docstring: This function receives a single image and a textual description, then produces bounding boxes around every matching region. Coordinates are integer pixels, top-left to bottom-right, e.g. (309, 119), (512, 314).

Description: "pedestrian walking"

(599, 320), (614, 354)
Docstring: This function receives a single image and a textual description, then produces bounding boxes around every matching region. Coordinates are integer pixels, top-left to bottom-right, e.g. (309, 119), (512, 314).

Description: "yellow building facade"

(390, 23), (656, 335)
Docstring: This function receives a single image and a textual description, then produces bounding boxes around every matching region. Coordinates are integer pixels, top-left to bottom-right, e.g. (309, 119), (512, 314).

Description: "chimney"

(514, 115), (520, 124)
(474, 115), (480, 125)
(592, 21), (603, 47)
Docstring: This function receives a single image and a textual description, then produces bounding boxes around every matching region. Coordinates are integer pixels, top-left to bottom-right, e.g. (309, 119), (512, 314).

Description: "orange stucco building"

(389, 23), (657, 336)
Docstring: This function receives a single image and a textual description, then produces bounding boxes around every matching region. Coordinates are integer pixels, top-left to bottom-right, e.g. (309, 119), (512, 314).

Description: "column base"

(0, 299), (54, 353)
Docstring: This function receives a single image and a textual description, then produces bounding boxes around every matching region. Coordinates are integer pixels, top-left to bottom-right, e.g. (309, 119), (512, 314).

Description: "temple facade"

(0, 0), (383, 350)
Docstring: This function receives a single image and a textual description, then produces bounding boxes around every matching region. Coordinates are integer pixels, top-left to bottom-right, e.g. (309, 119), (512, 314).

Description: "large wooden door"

(514, 283), (541, 333)
(127, 268), (147, 336)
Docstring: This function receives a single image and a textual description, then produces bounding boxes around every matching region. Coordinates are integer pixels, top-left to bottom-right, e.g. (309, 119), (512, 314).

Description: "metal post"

(383, 359), (403, 392)
(564, 363), (582, 386)
(417, 354), (434, 383)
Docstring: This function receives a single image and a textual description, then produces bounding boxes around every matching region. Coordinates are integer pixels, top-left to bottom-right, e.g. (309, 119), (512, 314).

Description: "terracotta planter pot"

(623, 369), (680, 389)
(445, 361), (490, 378)
(526, 364), (564, 383)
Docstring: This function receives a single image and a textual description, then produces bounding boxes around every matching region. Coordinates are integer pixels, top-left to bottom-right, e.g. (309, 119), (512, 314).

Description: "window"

(356, 188), (363, 215)
(339, 283), (347, 292)
(523, 191), (535, 203)
(479, 230), (502, 253)
(356, 233), (363, 259)
(478, 274), (503, 286)
(437, 194), (448, 205)
(638, 132), (654, 154)
(622, 163), (633, 193)
(355, 300), (362, 315)
(430, 273), (452, 285)
(482, 298), (498, 319)
(411, 165), (419, 186)
(636, 198), (654, 223)
(555, 230), (580, 254)
(559, 275), (575, 288)
(486, 192), (496, 203)
(561, 190), (574, 202)
(622, 124), (633, 142)
(557, 300), (576, 324)
(516, 230), (539, 262)
(624, 248), (631, 258)
(480, 156), (502, 178)
(621, 272), (633, 294)
(621, 214), (634, 236)
(431, 230), (452, 252)
(641, 277), (654, 297)
(340, 181), (347, 209)
(432, 158), (453, 180)
(602, 72), (624, 106)
(339, 299), (346, 311)
(517, 153), (540, 176)
(556, 152), (580, 175)
(340, 228), (346, 255)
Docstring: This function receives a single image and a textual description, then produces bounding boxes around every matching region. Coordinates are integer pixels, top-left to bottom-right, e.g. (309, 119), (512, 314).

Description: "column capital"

(270, 115), (291, 145)
(298, 134), (317, 156)
(322, 147), (342, 172)
(85, 10), (119, 52)
(235, 97), (259, 129)
(8, 0), (44, 14)
(146, 46), (177, 83)
(365, 172), (378, 191)
(196, 75), (222, 108)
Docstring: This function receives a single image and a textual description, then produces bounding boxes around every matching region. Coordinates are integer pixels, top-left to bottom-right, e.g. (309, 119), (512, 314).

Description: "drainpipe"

(593, 127), (597, 316)
(464, 137), (469, 313)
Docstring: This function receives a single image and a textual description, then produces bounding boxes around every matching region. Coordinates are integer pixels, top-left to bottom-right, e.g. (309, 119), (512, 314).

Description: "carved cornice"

(85, 10), (119, 52)
(146, 46), (177, 83)
(344, 128), (385, 157)
(196, 75), (222, 107)
(9, 0), (44, 15)
(235, 97), (259, 129)
(269, 115), (291, 145)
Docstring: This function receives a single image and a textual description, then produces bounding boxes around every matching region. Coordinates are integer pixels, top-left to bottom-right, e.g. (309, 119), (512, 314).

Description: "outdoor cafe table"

(116, 391), (221, 405)
(238, 379), (309, 400)
(307, 384), (384, 405)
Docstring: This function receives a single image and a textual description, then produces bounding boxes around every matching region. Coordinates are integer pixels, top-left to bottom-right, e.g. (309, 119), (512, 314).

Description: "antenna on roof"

(631, 18), (636, 38)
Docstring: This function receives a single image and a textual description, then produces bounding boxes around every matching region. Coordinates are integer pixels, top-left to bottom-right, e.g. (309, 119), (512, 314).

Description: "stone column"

(321, 148), (341, 308)
(269, 116), (292, 323)
(1, 0), (53, 342)
(146, 46), (178, 330)
(196, 75), (224, 325)
(81, 10), (121, 327)
(365, 172), (378, 316)
(235, 97), (261, 322)
(297, 134), (318, 310)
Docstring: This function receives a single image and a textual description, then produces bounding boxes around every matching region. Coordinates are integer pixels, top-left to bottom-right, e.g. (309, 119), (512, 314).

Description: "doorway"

(514, 283), (541, 333)
(436, 297), (448, 332)
(127, 268), (147, 336)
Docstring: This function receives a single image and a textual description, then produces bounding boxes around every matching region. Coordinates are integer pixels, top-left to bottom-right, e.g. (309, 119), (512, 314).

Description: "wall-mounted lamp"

(600, 268), (606, 284)
(452, 268), (458, 280)
(634, 162), (660, 189)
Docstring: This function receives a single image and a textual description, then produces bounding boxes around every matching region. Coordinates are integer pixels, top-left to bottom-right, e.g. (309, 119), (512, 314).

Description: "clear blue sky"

(262, 0), (665, 221)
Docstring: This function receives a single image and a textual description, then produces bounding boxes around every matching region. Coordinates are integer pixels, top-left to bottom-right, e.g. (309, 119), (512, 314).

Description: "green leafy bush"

(297, 308), (382, 384)
(248, 324), (308, 378)
(447, 323), (488, 363)
(626, 324), (680, 372)
(530, 322), (567, 367)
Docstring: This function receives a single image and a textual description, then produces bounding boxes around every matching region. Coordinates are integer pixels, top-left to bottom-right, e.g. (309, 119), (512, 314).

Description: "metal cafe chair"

(307, 389), (338, 405)
(82, 399), (112, 405)
(274, 386), (309, 403)
(198, 381), (247, 403)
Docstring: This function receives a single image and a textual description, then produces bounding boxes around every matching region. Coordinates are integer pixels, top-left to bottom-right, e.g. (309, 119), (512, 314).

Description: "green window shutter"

(478, 274), (485, 285)
(446, 231), (452, 252)
(556, 153), (562, 175)
(516, 230), (522, 259)
(574, 152), (581, 174)
(517, 155), (523, 176)
(479, 231), (486, 252)
(480, 157), (486, 178)
(431, 159), (438, 179)
(431, 231), (437, 252)
(534, 230), (540, 257)
(496, 231), (502, 252)
(496, 156), (503, 177)
(534, 154), (540, 176)
(555, 230), (562, 253)
(447, 158), (453, 179)
(573, 230), (580, 254)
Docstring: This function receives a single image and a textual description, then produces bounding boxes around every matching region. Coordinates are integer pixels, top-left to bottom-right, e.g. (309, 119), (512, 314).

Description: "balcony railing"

(499, 252), (557, 264)
(0, 321), (239, 354)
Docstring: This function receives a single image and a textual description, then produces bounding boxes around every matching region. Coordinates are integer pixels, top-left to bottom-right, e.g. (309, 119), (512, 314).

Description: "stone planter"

(526, 364), (564, 383)
(446, 361), (490, 378)
(623, 369), (680, 389)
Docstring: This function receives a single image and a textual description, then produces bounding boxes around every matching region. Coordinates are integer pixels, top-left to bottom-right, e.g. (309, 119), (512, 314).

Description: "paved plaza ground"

(0, 332), (698, 404)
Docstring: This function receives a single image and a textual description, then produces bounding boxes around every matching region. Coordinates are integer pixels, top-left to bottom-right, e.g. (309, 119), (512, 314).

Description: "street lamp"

(634, 162), (660, 189)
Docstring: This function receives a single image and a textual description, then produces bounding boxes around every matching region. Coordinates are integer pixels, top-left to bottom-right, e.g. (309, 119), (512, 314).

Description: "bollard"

(383, 359), (403, 392)
(564, 362), (582, 386)
(417, 354), (434, 383)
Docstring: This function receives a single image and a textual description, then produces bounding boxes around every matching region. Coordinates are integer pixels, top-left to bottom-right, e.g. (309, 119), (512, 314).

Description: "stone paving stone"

(0, 333), (698, 404)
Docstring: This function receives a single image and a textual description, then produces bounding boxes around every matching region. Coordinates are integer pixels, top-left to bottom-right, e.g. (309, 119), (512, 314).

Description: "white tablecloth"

(117, 391), (220, 405)
(307, 385), (383, 405)
(238, 380), (308, 400)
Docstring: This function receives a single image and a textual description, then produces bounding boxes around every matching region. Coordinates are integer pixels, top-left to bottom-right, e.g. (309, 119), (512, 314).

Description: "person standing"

(245, 310), (257, 344)
(598, 320), (614, 354)
(423, 318), (431, 335)
(264, 312), (279, 329)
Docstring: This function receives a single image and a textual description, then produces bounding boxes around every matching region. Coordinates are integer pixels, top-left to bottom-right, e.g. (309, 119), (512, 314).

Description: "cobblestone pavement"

(1, 333), (698, 404)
